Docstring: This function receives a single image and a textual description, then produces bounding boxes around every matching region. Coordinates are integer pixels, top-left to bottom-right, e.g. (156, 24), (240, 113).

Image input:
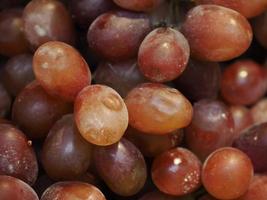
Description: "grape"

(33, 41), (91, 101)
(233, 122), (267, 172)
(74, 84), (128, 146)
(230, 106), (253, 138)
(12, 81), (72, 139)
(251, 98), (267, 124)
(125, 126), (183, 157)
(202, 147), (253, 200)
(113, 0), (163, 12)
(181, 5), (252, 61)
(174, 59), (221, 102)
(139, 191), (194, 200)
(0, 124), (38, 185)
(253, 12), (267, 49)
(93, 138), (147, 196)
(69, 0), (116, 29)
(125, 83), (193, 134)
(152, 147), (201, 196)
(196, 0), (267, 18)
(138, 27), (190, 82)
(23, 0), (75, 49)
(221, 60), (266, 105)
(237, 175), (267, 200)
(41, 181), (106, 200)
(0, 83), (11, 118)
(0, 9), (29, 57)
(94, 59), (146, 97)
(87, 10), (151, 61)
(0, 175), (38, 200)
(185, 99), (235, 160)
(41, 114), (92, 181)
(1, 54), (34, 96)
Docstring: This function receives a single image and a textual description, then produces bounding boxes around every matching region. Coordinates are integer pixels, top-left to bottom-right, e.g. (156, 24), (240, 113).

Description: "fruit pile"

(0, 0), (267, 199)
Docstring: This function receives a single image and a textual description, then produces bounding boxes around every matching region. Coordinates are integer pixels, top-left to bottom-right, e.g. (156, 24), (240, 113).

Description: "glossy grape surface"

(33, 41), (91, 101)
(0, 9), (29, 56)
(221, 60), (266, 105)
(0, 175), (39, 200)
(181, 5), (252, 61)
(41, 182), (106, 200)
(202, 147), (253, 200)
(125, 83), (193, 134)
(93, 138), (147, 196)
(23, 0), (75, 48)
(152, 147), (201, 196)
(138, 27), (190, 82)
(12, 81), (72, 139)
(74, 84), (128, 146)
(70, 0), (115, 28)
(87, 10), (151, 61)
(197, 0), (267, 18)
(185, 99), (235, 160)
(233, 122), (267, 172)
(41, 114), (92, 181)
(0, 124), (38, 185)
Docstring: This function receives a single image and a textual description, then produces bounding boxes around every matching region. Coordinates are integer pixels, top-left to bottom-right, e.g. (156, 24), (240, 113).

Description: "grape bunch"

(0, 0), (267, 199)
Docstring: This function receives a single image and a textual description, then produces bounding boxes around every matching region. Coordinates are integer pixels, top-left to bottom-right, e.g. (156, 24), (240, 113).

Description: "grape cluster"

(0, 0), (267, 200)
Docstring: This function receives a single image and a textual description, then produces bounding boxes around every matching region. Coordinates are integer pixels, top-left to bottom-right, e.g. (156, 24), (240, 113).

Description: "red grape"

(185, 99), (235, 160)
(138, 27), (190, 82)
(23, 0), (75, 48)
(41, 114), (92, 181)
(125, 83), (193, 134)
(70, 0), (116, 29)
(113, 0), (163, 12)
(0, 9), (29, 57)
(41, 181), (106, 200)
(94, 59), (146, 97)
(233, 122), (267, 172)
(74, 84), (128, 146)
(0, 124), (38, 185)
(125, 126), (183, 157)
(93, 138), (147, 196)
(152, 147), (201, 196)
(181, 5), (252, 61)
(1, 54), (34, 96)
(12, 81), (72, 139)
(202, 147), (253, 199)
(174, 59), (221, 101)
(221, 60), (266, 105)
(253, 12), (267, 48)
(0, 175), (38, 200)
(33, 41), (91, 101)
(196, 0), (267, 18)
(87, 10), (151, 61)
(251, 98), (267, 124)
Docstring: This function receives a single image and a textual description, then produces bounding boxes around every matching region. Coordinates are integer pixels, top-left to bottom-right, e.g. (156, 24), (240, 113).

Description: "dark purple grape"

(69, 0), (116, 29)
(233, 122), (267, 172)
(93, 138), (147, 196)
(0, 124), (38, 185)
(174, 59), (221, 101)
(0, 83), (11, 117)
(94, 59), (146, 97)
(1, 54), (34, 96)
(41, 114), (92, 181)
